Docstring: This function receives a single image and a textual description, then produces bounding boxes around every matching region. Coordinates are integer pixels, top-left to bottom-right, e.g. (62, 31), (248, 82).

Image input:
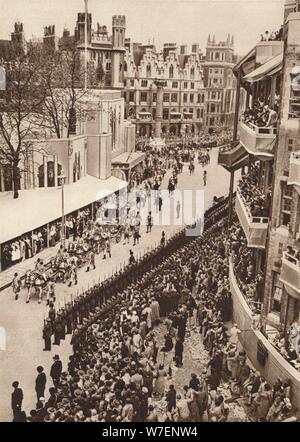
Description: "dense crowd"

(238, 166), (271, 219)
(11, 204), (297, 422)
(241, 97), (279, 128)
(135, 128), (233, 152)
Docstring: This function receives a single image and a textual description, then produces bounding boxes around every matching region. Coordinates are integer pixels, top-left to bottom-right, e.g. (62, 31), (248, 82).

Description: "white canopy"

(0, 175), (127, 244)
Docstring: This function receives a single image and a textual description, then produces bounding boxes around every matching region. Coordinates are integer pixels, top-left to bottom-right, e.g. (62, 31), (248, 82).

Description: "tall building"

(218, 0), (300, 410)
(123, 35), (237, 137)
(203, 34), (237, 133)
(123, 48), (205, 137)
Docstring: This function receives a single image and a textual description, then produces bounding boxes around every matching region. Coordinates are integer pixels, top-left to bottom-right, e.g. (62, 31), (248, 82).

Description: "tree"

(0, 43), (45, 198)
(40, 43), (98, 139)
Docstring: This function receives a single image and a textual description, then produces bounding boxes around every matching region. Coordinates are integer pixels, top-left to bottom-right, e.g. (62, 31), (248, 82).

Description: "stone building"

(218, 0), (300, 412)
(123, 46), (205, 137)
(203, 34), (237, 133)
(123, 36), (237, 136)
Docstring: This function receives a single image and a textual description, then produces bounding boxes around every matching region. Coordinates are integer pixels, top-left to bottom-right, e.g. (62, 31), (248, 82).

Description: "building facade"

(123, 36), (237, 136)
(123, 48), (205, 137)
(203, 34), (237, 133)
(218, 0), (300, 410)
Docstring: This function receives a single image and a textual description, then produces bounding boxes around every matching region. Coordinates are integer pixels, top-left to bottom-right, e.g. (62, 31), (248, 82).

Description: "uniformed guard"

(53, 317), (62, 346)
(42, 319), (52, 351)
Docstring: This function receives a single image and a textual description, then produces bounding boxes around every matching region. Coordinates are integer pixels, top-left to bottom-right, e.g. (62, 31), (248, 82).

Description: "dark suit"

(11, 388), (23, 420)
(35, 372), (46, 400)
(50, 360), (62, 389)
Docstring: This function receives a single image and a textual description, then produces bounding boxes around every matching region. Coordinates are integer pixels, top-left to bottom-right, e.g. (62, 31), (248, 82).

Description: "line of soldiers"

(42, 227), (189, 351)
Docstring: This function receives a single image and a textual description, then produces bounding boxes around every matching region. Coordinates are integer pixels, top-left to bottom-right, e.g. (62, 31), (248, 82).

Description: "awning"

(138, 111), (151, 115)
(243, 52), (283, 83)
(0, 175), (127, 244)
(112, 151), (146, 169)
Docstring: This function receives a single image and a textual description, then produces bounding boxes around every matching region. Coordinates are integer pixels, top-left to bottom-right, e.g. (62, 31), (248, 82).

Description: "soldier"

(48, 303), (56, 326)
(53, 318), (62, 346)
(46, 279), (56, 306)
(60, 309), (66, 340)
(67, 259), (78, 286)
(78, 296), (85, 324)
(12, 273), (21, 301)
(86, 250), (96, 272)
(43, 319), (52, 351)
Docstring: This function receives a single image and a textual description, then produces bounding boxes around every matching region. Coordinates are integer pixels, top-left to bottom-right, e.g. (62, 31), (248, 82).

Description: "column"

(154, 79), (166, 139)
(264, 161), (270, 194)
(233, 69), (241, 141)
(228, 170), (235, 228)
(270, 76), (277, 108)
(54, 154), (58, 187)
(43, 155), (47, 187)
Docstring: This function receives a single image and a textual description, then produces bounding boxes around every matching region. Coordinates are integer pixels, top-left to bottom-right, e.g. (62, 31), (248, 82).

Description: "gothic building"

(123, 36), (237, 136)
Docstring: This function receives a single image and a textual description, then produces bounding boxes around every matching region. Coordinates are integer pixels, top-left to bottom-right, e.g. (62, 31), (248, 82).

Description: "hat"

(53, 354), (60, 360)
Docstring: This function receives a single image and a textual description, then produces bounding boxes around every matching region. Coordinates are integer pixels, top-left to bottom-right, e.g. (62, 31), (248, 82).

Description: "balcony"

(183, 112), (193, 122)
(235, 189), (269, 249)
(288, 151), (300, 187)
(218, 141), (249, 171)
(239, 121), (276, 160)
(170, 112), (182, 122)
(280, 250), (300, 301)
(137, 112), (152, 123)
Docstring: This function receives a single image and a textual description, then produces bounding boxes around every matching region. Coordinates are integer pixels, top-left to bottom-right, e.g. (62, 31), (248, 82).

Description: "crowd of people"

(10, 199), (297, 422)
(260, 27), (283, 42)
(238, 166), (271, 219)
(241, 97), (279, 129)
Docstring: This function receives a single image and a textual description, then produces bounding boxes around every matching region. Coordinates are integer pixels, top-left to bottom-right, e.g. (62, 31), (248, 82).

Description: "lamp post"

(58, 170), (67, 248)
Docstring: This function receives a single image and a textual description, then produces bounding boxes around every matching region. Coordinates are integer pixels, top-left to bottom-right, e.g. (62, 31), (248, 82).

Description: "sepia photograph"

(0, 0), (299, 431)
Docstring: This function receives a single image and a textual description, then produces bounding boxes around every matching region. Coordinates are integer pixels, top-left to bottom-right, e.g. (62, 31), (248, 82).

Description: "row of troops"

(42, 228), (189, 351)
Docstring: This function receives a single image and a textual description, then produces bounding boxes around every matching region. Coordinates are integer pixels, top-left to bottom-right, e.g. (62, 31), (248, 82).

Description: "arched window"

(190, 67), (195, 79)
(169, 64), (174, 79)
(146, 63), (151, 78)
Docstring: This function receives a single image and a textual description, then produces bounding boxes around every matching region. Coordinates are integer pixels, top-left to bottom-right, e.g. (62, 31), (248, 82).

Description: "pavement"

(0, 148), (240, 422)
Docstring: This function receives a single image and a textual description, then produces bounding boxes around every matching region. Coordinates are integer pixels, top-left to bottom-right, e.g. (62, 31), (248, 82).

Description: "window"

(191, 82), (194, 89)
(130, 79), (134, 87)
(213, 78), (218, 84)
(272, 272), (283, 313)
(141, 80), (148, 87)
(152, 109), (156, 119)
(171, 93), (178, 103)
(183, 93), (187, 103)
(197, 109), (200, 119)
(169, 65), (174, 79)
(289, 66), (300, 119)
(281, 184), (292, 226)
(214, 69), (218, 74)
(152, 93), (157, 103)
(146, 63), (151, 78)
(163, 93), (170, 103)
(190, 94), (194, 103)
(215, 52), (220, 60)
(163, 108), (169, 120)
(124, 62), (127, 72)
(184, 82), (188, 89)
(190, 67), (195, 79)
(211, 92), (216, 99)
(211, 103), (216, 113)
(197, 94), (201, 103)
(288, 138), (295, 152)
(200, 108), (203, 118)
(140, 92), (147, 102)
(129, 91), (134, 102)
(172, 81), (178, 88)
